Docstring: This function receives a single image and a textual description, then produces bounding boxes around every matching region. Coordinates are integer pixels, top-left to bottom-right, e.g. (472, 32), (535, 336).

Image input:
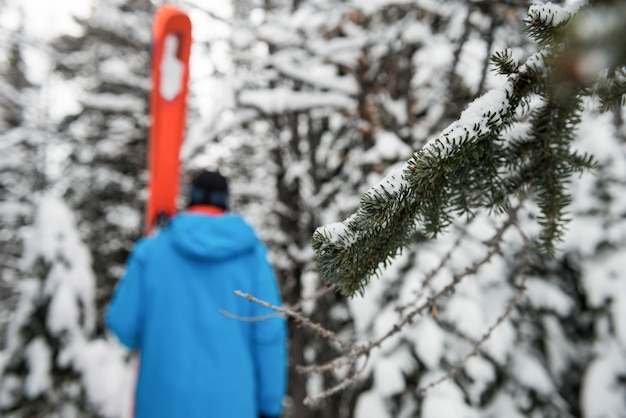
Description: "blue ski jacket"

(106, 211), (287, 418)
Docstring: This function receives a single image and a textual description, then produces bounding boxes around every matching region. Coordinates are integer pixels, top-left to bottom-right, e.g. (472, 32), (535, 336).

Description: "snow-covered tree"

(202, 0), (576, 416)
(0, 194), (130, 417)
(206, 0), (626, 416)
(0, 12), (43, 351)
(1, 0), (624, 417)
(1, 0), (152, 416)
(306, 1), (626, 417)
(50, 0), (152, 321)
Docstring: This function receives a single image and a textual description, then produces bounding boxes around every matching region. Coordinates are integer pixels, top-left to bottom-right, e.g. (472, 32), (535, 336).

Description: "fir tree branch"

(312, 53), (537, 297)
(312, 2), (611, 297)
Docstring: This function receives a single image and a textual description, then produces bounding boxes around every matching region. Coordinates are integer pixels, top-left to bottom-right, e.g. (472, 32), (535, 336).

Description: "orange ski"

(145, 5), (192, 234)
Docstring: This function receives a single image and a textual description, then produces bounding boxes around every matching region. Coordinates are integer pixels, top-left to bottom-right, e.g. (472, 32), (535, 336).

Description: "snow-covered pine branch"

(312, 2), (620, 297)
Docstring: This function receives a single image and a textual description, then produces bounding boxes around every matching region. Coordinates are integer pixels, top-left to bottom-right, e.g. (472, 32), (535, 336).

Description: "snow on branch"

(271, 55), (359, 95)
(311, 1), (609, 297)
(311, 61), (529, 297)
(238, 87), (355, 114)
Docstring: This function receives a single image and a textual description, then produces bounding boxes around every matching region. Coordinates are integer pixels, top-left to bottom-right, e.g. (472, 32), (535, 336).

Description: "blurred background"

(0, 0), (624, 417)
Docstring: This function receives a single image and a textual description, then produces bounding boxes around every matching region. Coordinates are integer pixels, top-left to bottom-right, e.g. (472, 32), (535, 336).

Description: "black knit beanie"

(187, 170), (229, 210)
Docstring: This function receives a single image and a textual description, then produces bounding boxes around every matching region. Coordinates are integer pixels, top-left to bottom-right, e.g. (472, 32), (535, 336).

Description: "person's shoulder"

(224, 213), (264, 241)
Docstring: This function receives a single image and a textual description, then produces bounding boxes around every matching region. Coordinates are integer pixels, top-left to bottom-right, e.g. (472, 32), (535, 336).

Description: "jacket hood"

(169, 213), (258, 260)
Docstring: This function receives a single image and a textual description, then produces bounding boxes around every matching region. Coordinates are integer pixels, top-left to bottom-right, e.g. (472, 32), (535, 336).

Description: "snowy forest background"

(1, 0), (625, 417)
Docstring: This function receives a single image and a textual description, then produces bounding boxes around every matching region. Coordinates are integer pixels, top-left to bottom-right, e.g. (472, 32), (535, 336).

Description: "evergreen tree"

(0, 194), (108, 417)
(311, 2), (621, 297)
(211, 0), (547, 415)
(1, 0), (623, 416)
(304, 1), (626, 417)
(0, 12), (45, 349)
(51, 0), (153, 326)
(1, 0), (152, 416)
(0, 25), (36, 349)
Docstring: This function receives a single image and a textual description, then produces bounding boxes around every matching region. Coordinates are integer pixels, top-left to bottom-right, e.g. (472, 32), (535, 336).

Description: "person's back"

(106, 171), (287, 418)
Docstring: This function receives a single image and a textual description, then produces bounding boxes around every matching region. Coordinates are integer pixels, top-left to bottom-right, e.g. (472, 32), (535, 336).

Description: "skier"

(106, 170), (287, 418)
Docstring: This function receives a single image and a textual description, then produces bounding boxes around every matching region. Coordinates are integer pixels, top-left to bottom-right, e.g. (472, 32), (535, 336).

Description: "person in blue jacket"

(106, 170), (287, 418)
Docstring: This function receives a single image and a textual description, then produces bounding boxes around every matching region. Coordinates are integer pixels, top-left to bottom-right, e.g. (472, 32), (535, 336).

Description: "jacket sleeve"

(106, 240), (147, 350)
(251, 245), (288, 418)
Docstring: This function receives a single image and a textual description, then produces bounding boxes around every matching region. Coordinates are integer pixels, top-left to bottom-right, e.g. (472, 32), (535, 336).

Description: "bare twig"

(396, 216), (475, 316)
(236, 204), (527, 406)
(235, 290), (357, 352)
(417, 266), (528, 394)
(415, 216), (532, 394)
(302, 355), (369, 406)
(289, 285), (334, 313)
(293, 206), (522, 402)
(218, 309), (284, 322)
(222, 285), (332, 321)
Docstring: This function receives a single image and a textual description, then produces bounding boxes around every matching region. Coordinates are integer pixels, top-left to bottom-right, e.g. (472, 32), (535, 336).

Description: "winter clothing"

(187, 170), (229, 210)
(106, 210), (287, 418)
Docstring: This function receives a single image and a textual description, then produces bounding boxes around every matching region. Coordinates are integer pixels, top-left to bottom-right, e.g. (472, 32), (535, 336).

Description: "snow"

(373, 355), (406, 396)
(543, 316), (576, 378)
(257, 23), (300, 48)
(3, 1), (626, 417)
(271, 54), (359, 95)
(511, 350), (555, 396)
(528, 3), (572, 27)
(412, 36), (454, 88)
(47, 281), (81, 335)
(458, 36), (489, 94)
(581, 341), (626, 418)
(24, 338), (51, 398)
(9, 193), (133, 416)
(69, 340), (133, 418)
(575, 109), (623, 178)
(355, 390), (391, 418)
(362, 131), (414, 163)
(523, 277), (573, 317)
(485, 393), (526, 418)
(482, 320), (516, 365)
(308, 37), (365, 69)
(0, 375), (20, 410)
(320, 214), (358, 246)
(160, 35), (185, 101)
(444, 296), (484, 340)
(402, 21), (430, 44)
(411, 317), (445, 369)
(373, 164), (410, 195)
(581, 250), (624, 308)
(239, 87), (355, 114)
(46, 78), (83, 123)
(347, 272), (386, 334)
(21, 0), (92, 40)
(106, 205), (141, 231)
(421, 377), (479, 418)
(23, 194), (96, 334)
(615, 277), (626, 348)
(373, 306), (403, 353)
(464, 356), (495, 404)
(443, 86), (510, 142)
(348, 0), (416, 13)
(81, 93), (145, 113)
